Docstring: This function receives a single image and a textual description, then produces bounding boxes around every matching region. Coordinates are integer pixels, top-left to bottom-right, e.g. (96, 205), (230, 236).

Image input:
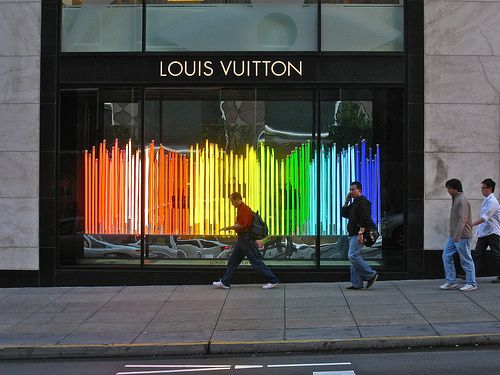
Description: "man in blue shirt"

(471, 178), (500, 283)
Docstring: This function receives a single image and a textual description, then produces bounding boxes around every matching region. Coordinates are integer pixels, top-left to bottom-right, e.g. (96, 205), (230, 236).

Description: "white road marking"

(116, 368), (230, 375)
(234, 365), (264, 369)
(125, 366), (231, 369)
(267, 362), (352, 368)
(313, 371), (356, 375)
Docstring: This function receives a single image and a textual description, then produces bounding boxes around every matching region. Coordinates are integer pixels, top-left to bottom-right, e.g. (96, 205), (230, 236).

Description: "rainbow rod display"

(84, 139), (380, 236)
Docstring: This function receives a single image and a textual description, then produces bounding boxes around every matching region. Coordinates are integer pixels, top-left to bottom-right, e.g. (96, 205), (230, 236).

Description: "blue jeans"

(442, 237), (476, 286)
(348, 236), (376, 288)
(221, 233), (279, 287)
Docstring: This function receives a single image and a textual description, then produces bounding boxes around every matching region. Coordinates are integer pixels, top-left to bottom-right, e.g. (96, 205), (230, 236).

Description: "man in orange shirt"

(213, 192), (279, 290)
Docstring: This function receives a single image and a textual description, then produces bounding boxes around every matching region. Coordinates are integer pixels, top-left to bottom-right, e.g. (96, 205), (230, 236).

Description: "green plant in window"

(329, 102), (373, 149)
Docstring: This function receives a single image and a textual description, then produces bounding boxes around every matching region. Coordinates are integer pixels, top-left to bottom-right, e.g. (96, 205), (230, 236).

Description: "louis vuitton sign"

(159, 59), (303, 79)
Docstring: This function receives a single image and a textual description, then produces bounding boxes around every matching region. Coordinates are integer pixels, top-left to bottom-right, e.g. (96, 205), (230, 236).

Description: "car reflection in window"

(83, 234), (141, 259)
(143, 236), (234, 260)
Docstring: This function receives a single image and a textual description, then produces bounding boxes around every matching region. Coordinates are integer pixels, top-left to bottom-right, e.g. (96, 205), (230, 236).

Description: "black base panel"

(52, 269), (409, 287)
(0, 271), (39, 287)
(423, 250), (498, 279)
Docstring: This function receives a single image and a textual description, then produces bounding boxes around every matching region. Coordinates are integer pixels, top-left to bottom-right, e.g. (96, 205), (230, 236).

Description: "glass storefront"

(61, 1), (143, 52)
(61, 0), (403, 52)
(59, 87), (404, 269)
(321, 0), (404, 51)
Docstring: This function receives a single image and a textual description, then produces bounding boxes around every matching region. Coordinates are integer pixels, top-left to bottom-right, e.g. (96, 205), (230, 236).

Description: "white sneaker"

(263, 282), (278, 289)
(439, 283), (458, 290)
(212, 280), (229, 289)
(460, 284), (477, 291)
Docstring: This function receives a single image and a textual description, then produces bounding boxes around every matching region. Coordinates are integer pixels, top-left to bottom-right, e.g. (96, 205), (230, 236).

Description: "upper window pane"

(146, 0), (318, 52)
(321, 0), (404, 51)
(61, 0), (143, 52)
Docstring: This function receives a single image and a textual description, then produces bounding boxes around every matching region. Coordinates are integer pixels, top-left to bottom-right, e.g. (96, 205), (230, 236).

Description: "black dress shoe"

(365, 273), (379, 289)
(346, 285), (363, 290)
(491, 277), (500, 284)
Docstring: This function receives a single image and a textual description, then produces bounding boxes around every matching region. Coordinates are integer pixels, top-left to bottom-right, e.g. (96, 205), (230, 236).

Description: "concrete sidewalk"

(1, 278), (500, 359)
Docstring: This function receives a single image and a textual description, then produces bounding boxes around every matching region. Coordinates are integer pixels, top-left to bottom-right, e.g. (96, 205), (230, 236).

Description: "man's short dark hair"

(229, 192), (242, 200)
(482, 178), (496, 193)
(445, 178), (463, 192)
(350, 181), (362, 191)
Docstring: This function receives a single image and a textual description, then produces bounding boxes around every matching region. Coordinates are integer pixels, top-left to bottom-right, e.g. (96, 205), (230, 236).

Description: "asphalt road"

(1, 346), (500, 375)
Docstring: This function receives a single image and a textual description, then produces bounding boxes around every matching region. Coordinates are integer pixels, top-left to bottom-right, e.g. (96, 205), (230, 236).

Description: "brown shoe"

(491, 277), (500, 283)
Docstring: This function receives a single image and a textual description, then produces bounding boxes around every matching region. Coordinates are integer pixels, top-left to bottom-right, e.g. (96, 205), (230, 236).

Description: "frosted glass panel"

(146, 0), (317, 52)
(322, 5), (403, 51)
(62, 1), (142, 52)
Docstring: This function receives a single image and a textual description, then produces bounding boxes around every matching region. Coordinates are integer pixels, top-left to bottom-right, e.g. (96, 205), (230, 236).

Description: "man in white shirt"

(471, 178), (500, 283)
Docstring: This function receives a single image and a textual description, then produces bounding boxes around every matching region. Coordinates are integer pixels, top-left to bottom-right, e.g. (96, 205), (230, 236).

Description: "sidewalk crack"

(461, 289), (500, 322)
(339, 282), (362, 338)
(392, 281), (440, 336)
(130, 285), (178, 344)
(208, 285), (231, 354)
(16, 286), (75, 325)
(56, 286), (126, 344)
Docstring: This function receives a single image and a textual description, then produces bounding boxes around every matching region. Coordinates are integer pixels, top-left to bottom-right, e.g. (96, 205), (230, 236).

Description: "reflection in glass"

(321, 0), (403, 51)
(61, 0), (142, 52)
(60, 89), (142, 265)
(146, 0), (317, 51)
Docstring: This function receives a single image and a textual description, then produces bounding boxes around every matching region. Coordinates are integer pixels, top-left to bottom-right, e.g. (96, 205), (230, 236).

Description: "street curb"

(1, 334), (500, 360)
(0, 342), (208, 360)
(209, 333), (500, 354)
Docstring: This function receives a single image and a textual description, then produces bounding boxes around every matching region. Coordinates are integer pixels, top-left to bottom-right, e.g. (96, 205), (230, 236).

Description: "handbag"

(363, 228), (379, 247)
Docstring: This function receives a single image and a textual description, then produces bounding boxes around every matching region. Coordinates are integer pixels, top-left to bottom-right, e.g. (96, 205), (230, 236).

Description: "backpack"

(250, 211), (268, 239)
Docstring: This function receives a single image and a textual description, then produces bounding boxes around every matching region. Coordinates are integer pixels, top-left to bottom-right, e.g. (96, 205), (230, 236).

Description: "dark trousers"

(221, 232), (279, 287)
(473, 234), (500, 275)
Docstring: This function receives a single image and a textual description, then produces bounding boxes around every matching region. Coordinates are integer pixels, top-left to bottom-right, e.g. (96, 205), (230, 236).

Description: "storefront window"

(59, 89), (142, 265)
(146, 0), (317, 52)
(60, 1), (406, 53)
(143, 88), (316, 266)
(61, 0), (142, 52)
(321, 0), (404, 51)
(319, 88), (404, 267)
(59, 87), (404, 268)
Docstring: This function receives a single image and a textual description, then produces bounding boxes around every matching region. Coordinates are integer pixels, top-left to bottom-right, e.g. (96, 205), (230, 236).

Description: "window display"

(60, 87), (402, 267)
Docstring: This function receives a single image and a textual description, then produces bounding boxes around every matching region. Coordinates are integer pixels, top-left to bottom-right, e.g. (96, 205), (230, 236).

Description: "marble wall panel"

(0, 198), (38, 248)
(0, 2), (41, 56)
(0, 104), (39, 152)
(425, 56), (500, 105)
(0, 152), (38, 198)
(424, 1), (500, 255)
(0, 248), (38, 270)
(424, 152), (500, 200)
(0, 1), (40, 271)
(425, 2), (500, 56)
(424, 198), (483, 250)
(0, 57), (40, 104)
(425, 104), (500, 153)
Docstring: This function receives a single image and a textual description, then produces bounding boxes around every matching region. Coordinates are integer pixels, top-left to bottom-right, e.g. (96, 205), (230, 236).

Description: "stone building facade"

(0, 0), (498, 284)
(0, 0), (40, 272)
(424, 0), (500, 252)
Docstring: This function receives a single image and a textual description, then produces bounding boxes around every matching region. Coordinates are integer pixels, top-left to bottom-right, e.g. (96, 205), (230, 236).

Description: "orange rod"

(92, 147), (96, 233)
(159, 146), (165, 233)
(184, 156), (189, 233)
(110, 145), (114, 233)
(84, 150), (88, 233)
(174, 152), (178, 233)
